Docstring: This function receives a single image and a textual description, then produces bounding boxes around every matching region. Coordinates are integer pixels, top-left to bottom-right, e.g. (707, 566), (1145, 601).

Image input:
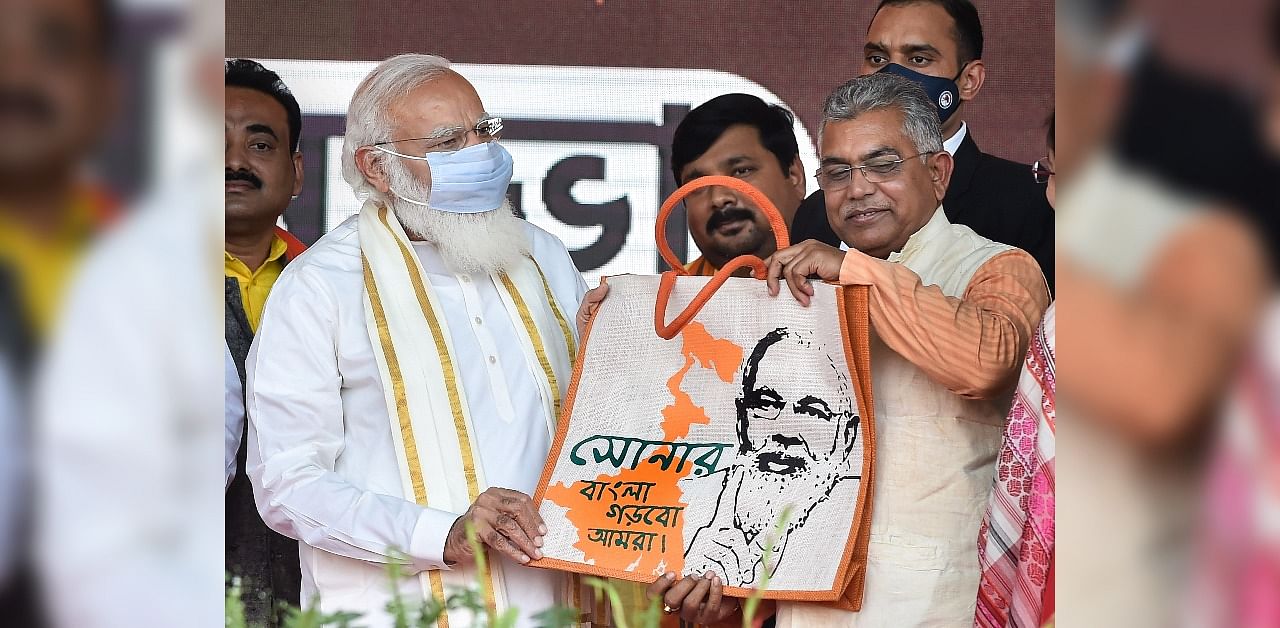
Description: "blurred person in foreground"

(974, 115), (1055, 628)
(1184, 298), (1280, 628)
(246, 54), (586, 628)
(0, 358), (21, 600)
(670, 94), (806, 276)
(1055, 0), (1269, 625)
(638, 73), (1049, 627)
(1110, 0), (1280, 268)
(0, 0), (120, 349)
(1180, 7), (1280, 625)
(223, 58), (306, 627)
(33, 0), (225, 624)
(0, 0), (121, 623)
(1269, 1), (1280, 156)
(789, 0), (1055, 293)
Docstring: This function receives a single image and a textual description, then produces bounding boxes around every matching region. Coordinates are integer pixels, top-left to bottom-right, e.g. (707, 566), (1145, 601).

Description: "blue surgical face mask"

(376, 141), (515, 214)
(876, 63), (965, 124)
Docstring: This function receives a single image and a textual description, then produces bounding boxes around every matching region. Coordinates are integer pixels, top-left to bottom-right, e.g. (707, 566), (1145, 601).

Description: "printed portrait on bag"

(532, 272), (874, 600)
(682, 327), (862, 586)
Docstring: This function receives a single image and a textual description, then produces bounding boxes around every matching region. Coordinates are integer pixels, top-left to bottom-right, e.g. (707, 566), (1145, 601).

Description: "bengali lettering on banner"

(530, 177), (878, 604)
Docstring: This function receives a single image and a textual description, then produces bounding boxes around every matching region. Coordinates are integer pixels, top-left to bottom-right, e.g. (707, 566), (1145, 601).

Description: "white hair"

(343, 53), (529, 274)
(341, 53), (453, 204)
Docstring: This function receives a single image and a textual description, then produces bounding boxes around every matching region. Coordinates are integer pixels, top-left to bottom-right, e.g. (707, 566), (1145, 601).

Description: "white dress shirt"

(225, 345), (244, 491)
(943, 120), (967, 157)
(246, 215), (586, 627)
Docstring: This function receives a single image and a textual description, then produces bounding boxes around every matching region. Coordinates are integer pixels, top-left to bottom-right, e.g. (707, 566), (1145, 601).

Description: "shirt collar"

(685, 256), (717, 275)
(225, 234), (288, 272)
(887, 205), (950, 263)
(265, 234), (288, 263)
(942, 121), (968, 157)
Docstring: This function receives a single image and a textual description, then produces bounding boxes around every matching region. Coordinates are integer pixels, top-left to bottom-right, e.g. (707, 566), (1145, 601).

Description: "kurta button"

(474, 317), (482, 325)
(488, 355), (497, 364)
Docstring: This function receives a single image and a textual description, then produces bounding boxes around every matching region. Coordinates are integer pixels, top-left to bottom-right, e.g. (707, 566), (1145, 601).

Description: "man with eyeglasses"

(753, 73), (1049, 626)
(245, 54), (587, 627)
(789, 0), (1055, 293)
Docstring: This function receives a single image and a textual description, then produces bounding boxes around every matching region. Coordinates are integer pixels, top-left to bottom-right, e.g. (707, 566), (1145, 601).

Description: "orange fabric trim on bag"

(532, 178), (875, 608)
(829, 284), (875, 611)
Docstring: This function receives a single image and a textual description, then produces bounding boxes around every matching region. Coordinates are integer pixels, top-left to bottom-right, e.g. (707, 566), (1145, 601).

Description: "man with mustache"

(679, 328), (859, 590)
(223, 58), (307, 627)
(757, 73), (1049, 626)
(640, 74), (1048, 627)
(670, 94), (806, 275)
(0, 0), (120, 345)
(0, 0), (120, 624)
(246, 55), (586, 627)
(224, 58), (307, 336)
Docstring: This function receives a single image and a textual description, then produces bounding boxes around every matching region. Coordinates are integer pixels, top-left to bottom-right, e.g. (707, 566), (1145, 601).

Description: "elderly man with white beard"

(245, 54), (587, 627)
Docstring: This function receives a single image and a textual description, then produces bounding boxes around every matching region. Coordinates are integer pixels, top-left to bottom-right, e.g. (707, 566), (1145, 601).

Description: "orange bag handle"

(653, 176), (791, 340)
(655, 175), (791, 275)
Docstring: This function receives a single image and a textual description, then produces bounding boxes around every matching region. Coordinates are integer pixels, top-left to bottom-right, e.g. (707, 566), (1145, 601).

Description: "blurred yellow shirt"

(225, 235), (288, 333)
(0, 194), (97, 339)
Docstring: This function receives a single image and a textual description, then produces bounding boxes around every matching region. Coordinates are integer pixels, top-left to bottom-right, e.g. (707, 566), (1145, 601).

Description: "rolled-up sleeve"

(245, 268), (459, 573)
(838, 249), (1050, 399)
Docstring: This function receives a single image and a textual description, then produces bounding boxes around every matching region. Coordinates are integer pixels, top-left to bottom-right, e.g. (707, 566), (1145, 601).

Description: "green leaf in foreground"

(743, 506), (792, 628)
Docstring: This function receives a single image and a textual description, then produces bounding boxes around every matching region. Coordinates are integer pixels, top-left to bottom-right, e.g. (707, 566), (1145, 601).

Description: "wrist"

(440, 515), (467, 565)
(834, 250), (850, 279)
(410, 509), (463, 571)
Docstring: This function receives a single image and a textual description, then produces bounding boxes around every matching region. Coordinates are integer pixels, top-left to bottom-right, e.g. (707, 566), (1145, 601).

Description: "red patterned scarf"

(975, 304), (1055, 627)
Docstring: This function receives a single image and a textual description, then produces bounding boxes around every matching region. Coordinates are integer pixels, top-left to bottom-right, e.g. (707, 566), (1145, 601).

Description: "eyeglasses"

(815, 151), (936, 190)
(369, 115), (503, 158)
(1032, 158), (1054, 184)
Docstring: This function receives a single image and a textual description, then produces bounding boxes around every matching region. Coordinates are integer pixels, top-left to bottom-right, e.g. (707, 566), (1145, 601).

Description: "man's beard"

(385, 158), (531, 275)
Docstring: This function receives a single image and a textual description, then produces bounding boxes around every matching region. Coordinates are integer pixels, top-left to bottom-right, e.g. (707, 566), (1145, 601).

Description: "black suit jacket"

(789, 131), (1055, 293)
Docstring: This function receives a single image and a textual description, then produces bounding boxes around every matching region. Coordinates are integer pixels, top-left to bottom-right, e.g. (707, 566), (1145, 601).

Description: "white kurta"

(779, 210), (1016, 627)
(246, 216), (587, 627)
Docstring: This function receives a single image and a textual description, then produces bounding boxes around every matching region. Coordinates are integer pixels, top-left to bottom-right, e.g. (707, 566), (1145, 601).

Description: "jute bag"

(532, 176), (875, 607)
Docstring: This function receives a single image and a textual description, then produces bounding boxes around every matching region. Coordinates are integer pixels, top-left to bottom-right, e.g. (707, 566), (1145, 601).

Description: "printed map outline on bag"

(532, 177), (875, 605)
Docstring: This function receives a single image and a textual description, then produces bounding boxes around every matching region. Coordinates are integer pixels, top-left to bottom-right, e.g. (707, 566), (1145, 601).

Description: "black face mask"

(876, 63), (966, 124)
